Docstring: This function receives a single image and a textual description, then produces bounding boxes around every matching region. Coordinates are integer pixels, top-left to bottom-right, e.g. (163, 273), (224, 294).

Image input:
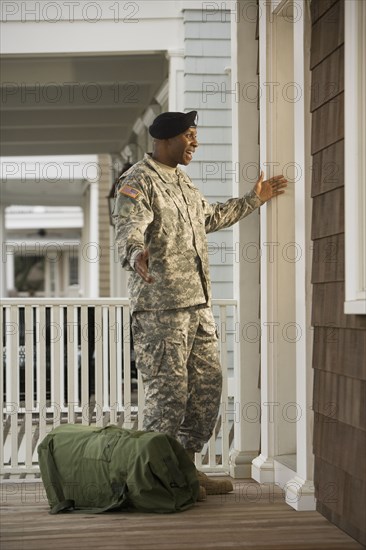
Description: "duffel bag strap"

(50, 500), (75, 514)
(163, 456), (187, 488)
(46, 438), (76, 514)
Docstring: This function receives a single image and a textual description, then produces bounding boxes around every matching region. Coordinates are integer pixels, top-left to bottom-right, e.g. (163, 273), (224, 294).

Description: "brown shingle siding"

(311, 45), (344, 112)
(311, 0), (339, 25)
(311, 92), (344, 155)
(315, 457), (366, 545)
(312, 281), (366, 330)
(311, 233), (344, 283)
(313, 374), (366, 433)
(313, 327), (366, 381)
(310, 1), (344, 70)
(311, 187), (344, 240)
(311, 140), (344, 197)
(311, 3), (366, 544)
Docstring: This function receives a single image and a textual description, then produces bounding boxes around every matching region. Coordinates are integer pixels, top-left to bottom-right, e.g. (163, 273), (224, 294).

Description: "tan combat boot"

(198, 485), (207, 501)
(196, 470), (233, 495)
(186, 450), (233, 496)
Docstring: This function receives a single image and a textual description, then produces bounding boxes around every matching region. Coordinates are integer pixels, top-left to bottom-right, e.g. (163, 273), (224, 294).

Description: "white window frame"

(344, 0), (366, 314)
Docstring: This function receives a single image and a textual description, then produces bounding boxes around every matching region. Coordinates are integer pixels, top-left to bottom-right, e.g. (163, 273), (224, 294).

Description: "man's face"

(166, 127), (198, 166)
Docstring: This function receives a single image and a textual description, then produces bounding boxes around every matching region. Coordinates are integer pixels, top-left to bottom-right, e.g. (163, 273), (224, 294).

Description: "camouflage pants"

(131, 306), (222, 452)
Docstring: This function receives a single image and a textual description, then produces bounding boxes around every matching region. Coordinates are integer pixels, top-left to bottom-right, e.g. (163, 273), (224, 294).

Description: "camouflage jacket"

(113, 154), (262, 313)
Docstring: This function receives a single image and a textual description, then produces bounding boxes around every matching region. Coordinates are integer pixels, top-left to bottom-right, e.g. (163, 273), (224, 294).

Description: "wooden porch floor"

(0, 478), (363, 550)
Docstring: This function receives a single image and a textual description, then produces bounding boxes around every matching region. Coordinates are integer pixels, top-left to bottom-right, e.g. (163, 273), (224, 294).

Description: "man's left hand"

(254, 171), (288, 203)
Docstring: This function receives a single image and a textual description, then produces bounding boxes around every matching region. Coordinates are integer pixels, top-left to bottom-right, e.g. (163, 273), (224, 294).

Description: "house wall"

(0, 1), (184, 55)
(98, 154), (112, 297)
(310, 0), (366, 545)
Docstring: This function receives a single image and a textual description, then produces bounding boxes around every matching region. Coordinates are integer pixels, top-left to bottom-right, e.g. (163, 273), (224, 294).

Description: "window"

(14, 255), (45, 295)
(69, 255), (79, 286)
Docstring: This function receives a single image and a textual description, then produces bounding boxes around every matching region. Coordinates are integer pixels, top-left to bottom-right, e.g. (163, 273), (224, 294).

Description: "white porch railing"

(1, 298), (237, 478)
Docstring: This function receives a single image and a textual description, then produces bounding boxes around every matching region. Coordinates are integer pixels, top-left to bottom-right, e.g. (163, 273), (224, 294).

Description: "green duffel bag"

(38, 424), (200, 514)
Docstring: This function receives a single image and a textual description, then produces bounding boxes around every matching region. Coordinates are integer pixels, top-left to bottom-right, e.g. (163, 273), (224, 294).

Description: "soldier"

(114, 111), (287, 497)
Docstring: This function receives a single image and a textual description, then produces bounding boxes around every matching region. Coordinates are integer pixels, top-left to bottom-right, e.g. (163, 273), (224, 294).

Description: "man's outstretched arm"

(204, 171), (287, 234)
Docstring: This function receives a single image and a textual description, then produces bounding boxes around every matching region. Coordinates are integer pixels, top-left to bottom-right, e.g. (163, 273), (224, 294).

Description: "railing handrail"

(1, 298), (237, 306)
(1, 298), (131, 306)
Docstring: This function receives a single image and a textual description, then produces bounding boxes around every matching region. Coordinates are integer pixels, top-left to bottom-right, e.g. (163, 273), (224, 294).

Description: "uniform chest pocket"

(164, 189), (188, 222)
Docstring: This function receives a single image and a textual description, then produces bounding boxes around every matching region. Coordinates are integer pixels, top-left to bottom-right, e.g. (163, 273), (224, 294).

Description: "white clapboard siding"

(183, 8), (233, 303)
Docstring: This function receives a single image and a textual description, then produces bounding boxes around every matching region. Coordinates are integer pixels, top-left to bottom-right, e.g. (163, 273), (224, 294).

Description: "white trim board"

(344, 0), (366, 314)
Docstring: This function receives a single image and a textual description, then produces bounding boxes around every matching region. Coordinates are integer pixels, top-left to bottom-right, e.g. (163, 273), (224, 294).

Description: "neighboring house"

(1, 156), (102, 297)
(5, 205), (82, 297)
(1, 0), (365, 546)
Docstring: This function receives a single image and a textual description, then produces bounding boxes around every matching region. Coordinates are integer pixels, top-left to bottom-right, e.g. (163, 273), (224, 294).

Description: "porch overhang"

(0, 53), (168, 157)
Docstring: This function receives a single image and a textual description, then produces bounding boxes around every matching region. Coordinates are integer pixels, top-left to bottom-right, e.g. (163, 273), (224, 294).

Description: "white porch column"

(229, 0), (261, 478)
(81, 179), (99, 298)
(88, 179), (99, 298)
(0, 206), (7, 297)
(251, 0), (315, 511)
(80, 183), (89, 297)
(167, 50), (184, 112)
(284, 4), (315, 511)
(6, 252), (14, 294)
(251, 0), (276, 484)
(253, 0), (299, 485)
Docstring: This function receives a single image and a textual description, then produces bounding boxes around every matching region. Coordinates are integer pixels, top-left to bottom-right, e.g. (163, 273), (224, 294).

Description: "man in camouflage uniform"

(114, 111), (287, 496)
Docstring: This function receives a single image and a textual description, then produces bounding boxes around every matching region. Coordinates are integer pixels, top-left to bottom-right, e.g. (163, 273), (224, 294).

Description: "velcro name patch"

(119, 184), (141, 200)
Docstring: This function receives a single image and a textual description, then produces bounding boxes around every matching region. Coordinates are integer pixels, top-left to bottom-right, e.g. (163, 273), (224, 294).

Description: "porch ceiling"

(0, 53), (168, 156)
(1, 178), (85, 207)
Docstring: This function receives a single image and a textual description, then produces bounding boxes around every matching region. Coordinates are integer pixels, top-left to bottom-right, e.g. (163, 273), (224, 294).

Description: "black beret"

(149, 110), (198, 139)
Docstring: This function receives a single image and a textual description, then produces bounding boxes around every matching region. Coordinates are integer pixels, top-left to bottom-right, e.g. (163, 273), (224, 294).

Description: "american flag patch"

(119, 184), (141, 200)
